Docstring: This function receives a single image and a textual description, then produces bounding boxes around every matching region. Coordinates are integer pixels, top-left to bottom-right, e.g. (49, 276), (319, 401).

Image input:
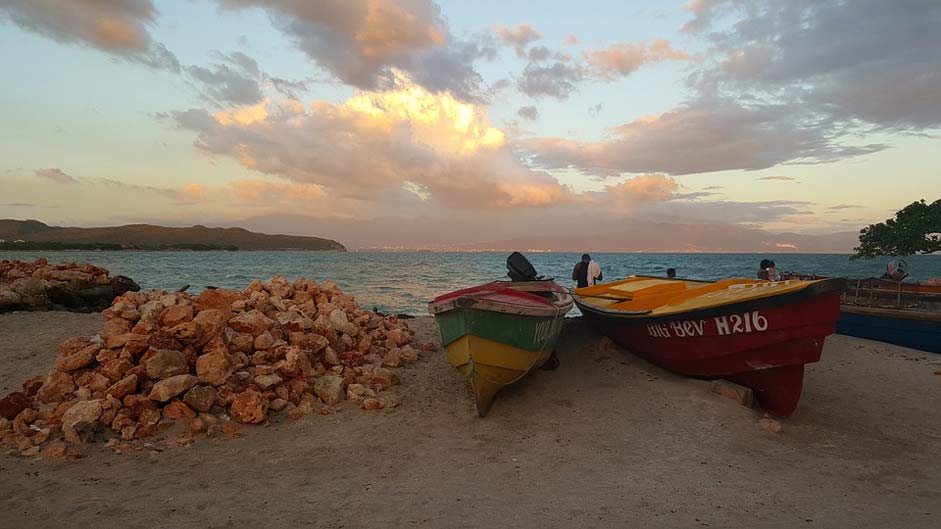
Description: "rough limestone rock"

(194, 288), (242, 312)
(62, 400), (103, 444)
(145, 349), (189, 380)
(183, 386), (217, 413)
(196, 350), (234, 386)
(105, 374), (138, 399)
(0, 391), (29, 420)
(253, 374), (283, 390)
(37, 371), (76, 403)
(289, 332), (329, 353)
(149, 375), (199, 402)
(193, 308), (227, 346)
(313, 375), (345, 405)
(230, 390), (268, 424)
(228, 310), (272, 336)
(161, 305), (193, 327)
(54, 343), (100, 372)
(162, 400), (196, 420)
(278, 348), (312, 380)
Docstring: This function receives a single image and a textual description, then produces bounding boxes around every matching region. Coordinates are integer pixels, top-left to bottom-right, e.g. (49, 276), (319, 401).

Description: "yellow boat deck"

(575, 276), (823, 317)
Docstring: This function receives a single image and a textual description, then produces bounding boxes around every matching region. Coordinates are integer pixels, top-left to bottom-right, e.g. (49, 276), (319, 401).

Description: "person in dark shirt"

(572, 254), (602, 288)
(758, 259), (777, 280)
(667, 268), (676, 279)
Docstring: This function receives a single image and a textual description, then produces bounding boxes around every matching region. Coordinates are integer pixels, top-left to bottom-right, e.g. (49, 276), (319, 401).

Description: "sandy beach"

(1, 311), (939, 528)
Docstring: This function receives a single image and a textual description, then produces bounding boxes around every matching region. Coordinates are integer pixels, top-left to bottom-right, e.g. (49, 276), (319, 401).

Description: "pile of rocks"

(0, 276), (425, 458)
(0, 258), (140, 313)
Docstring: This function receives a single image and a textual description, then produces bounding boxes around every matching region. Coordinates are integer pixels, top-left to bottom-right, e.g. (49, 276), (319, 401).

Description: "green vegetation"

(852, 198), (941, 259)
(0, 241), (238, 251)
(0, 220), (345, 251)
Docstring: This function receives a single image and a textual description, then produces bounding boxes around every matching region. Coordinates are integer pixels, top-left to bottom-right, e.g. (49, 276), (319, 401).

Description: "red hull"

(579, 292), (842, 417)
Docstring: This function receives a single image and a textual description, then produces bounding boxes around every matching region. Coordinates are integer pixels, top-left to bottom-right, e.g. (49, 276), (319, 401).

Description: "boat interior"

(575, 276), (827, 316)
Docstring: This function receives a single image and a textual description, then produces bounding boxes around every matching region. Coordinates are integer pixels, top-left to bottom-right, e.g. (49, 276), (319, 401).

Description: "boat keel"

(469, 375), (502, 417)
(727, 364), (805, 418)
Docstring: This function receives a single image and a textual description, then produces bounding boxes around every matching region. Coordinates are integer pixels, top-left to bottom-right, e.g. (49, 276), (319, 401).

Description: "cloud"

(685, 0), (941, 129)
(34, 168), (78, 184)
(173, 72), (575, 210)
(585, 39), (690, 79)
(564, 34), (580, 45)
(494, 24), (541, 57)
(827, 204), (861, 211)
(186, 63), (263, 105)
(521, 97), (886, 176)
(218, 0), (492, 101)
(517, 106), (539, 121)
(588, 103), (603, 116)
(604, 174), (678, 205)
(92, 177), (205, 203)
(517, 61), (583, 99)
(515, 38), (687, 99)
(758, 175), (794, 181)
(227, 180), (325, 203)
(0, 0), (179, 72)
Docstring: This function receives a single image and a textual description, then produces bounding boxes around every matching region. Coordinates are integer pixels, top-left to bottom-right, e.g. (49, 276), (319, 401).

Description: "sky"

(0, 0), (939, 250)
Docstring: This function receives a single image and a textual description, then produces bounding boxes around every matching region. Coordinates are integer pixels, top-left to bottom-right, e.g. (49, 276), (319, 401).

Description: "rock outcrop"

(0, 259), (139, 313)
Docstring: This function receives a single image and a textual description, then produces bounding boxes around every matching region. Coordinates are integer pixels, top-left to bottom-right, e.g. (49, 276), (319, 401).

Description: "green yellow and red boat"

(429, 254), (573, 416)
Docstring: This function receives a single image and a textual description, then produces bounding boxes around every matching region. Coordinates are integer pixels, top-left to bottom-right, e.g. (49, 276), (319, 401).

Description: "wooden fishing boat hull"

(837, 305), (941, 353)
(576, 279), (845, 417)
(429, 281), (571, 416)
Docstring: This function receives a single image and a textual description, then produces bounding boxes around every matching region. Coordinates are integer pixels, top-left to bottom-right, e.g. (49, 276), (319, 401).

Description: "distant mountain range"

(0, 220), (345, 251)
(234, 214), (860, 253)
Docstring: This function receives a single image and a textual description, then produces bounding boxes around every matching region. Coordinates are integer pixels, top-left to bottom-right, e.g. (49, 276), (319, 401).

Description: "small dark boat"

(574, 276), (846, 417)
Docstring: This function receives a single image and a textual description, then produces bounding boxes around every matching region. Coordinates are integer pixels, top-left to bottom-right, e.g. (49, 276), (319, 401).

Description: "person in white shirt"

(572, 254), (603, 287)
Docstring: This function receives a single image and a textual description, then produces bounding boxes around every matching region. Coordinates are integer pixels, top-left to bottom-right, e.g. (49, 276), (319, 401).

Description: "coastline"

(1, 311), (938, 528)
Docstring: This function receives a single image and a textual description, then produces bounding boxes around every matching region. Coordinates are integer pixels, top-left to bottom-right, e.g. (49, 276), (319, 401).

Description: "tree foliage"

(852, 198), (941, 259)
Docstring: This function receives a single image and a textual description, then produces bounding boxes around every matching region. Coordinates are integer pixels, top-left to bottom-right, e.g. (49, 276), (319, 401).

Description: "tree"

(852, 198), (941, 259)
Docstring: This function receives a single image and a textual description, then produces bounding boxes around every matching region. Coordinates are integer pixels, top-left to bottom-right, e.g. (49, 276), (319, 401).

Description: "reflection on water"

(2, 251), (940, 315)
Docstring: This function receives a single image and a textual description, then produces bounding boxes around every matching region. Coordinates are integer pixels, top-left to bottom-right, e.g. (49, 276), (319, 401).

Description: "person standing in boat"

(572, 254), (603, 288)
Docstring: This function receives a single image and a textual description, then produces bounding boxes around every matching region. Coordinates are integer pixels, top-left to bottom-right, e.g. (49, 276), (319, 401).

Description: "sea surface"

(3, 251), (940, 315)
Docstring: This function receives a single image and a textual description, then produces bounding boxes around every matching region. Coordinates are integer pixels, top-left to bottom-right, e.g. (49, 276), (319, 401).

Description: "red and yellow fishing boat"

(574, 276), (846, 417)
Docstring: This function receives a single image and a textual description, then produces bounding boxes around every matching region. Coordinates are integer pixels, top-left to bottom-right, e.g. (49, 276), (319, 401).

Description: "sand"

(0, 311), (939, 528)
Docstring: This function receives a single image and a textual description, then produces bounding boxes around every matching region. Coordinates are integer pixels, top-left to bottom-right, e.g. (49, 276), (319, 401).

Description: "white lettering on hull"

(645, 311), (769, 338)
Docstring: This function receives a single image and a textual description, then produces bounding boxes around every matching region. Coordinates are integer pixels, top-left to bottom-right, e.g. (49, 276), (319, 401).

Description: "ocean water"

(3, 251), (940, 315)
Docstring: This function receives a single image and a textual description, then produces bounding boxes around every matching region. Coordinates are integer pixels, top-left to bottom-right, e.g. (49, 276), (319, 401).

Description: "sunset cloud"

(0, 0), (179, 71)
(217, 0), (493, 101)
(758, 176), (795, 181)
(604, 174), (679, 205)
(584, 39), (690, 79)
(522, 98), (885, 176)
(228, 180), (325, 203)
(174, 72), (573, 210)
(494, 24), (542, 57)
(35, 168), (78, 184)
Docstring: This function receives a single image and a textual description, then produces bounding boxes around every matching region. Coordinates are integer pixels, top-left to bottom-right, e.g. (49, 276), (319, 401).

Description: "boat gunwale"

(840, 303), (941, 322)
(575, 277), (847, 323)
(429, 281), (574, 318)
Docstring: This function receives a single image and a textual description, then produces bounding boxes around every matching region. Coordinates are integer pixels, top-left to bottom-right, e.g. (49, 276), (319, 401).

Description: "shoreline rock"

(0, 259), (140, 313)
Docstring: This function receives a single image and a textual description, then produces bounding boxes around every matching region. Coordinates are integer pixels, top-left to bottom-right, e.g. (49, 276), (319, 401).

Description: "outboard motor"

(506, 251), (540, 282)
